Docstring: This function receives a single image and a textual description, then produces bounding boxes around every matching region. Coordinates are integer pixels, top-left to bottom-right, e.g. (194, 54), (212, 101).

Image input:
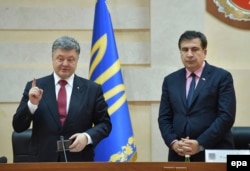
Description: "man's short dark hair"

(178, 31), (207, 50)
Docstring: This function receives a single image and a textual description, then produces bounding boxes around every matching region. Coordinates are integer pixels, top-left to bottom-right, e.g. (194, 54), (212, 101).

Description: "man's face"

(52, 48), (79, 79)
(180, 38), (207, 72)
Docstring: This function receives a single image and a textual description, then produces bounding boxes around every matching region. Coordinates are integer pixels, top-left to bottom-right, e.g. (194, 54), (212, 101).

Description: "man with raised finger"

(13, 36), (112, 162)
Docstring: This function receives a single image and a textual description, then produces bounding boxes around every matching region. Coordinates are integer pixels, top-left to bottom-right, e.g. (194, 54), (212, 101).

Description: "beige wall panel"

(0, 30), (149, 42)
(205, 14), (250, 70)
(1, 69), (53, 102)
(0, 42), (149, 65)
(129, 102), (151, 161)
(0, 7), (94, 29)
(150, 0), (205, 68)
(229, 69), (250, 126)
(0, 7), (149, 29)
(0, 0), (95, 7)
(151, 102), (167, 161)
(118, 42), (150, 64)
(0, 30), (92, 42)
(0, 0), (149, 7)
(0, 103), (18, 163)
(123, 67), (176, 101)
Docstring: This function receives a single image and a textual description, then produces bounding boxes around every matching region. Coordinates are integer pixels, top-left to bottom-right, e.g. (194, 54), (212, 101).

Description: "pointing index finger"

(32, 78), (36, 87)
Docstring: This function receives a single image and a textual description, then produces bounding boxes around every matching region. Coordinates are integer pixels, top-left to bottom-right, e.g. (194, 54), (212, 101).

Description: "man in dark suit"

(13, 36), (112, 162)
(158, 31), (236, 161)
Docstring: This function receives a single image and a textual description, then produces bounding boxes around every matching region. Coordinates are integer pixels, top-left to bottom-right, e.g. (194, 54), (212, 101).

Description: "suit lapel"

(190, 63), (212, 106)
(42, 75), (62, 127)
(64, 75), (85, 127)
(179, 69), (188, 107)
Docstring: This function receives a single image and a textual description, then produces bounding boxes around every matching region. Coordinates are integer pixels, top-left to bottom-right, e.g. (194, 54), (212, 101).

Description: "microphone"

(60, 136), (68, 162)
(0, 156), (7, 163)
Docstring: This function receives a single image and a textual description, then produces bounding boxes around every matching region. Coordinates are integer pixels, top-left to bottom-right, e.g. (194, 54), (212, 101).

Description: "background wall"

(0, 0), (249, 162)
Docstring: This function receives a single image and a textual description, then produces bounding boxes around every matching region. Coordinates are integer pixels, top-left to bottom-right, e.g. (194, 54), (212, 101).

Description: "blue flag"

(89, 0), (137, 162)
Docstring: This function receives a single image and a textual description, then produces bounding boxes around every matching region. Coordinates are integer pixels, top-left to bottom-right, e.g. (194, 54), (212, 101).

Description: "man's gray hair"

(52, 36), (80, 56)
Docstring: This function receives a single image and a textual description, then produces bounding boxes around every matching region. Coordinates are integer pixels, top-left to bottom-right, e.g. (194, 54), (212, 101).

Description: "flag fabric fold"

(89, 0), (137, 162)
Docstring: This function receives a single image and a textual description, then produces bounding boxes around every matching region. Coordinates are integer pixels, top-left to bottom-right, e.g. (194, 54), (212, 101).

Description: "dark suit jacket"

(13, 74), (112, 162)
(158, 62), (236, 161)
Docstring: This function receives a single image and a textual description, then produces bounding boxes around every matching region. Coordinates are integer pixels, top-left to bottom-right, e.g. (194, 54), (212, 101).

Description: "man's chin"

(58, 72), (71, 79)
(185, 65), (196, 72)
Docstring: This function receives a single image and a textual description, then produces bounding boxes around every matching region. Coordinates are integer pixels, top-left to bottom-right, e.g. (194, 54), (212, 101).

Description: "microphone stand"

(60, 136), (68, 162)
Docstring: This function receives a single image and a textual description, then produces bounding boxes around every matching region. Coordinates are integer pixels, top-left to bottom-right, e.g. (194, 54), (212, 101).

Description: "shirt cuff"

(28, 100), (38, 114)
(170, 139), (178, 149)
(83, 132), (93, 145)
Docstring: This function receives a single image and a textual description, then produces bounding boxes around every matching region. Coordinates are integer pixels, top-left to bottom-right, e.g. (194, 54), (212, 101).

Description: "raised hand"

(28, 78), (43, 105)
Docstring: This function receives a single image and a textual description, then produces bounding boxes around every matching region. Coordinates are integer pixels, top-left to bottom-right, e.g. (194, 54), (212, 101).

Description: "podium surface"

(0, 162), (226, 171)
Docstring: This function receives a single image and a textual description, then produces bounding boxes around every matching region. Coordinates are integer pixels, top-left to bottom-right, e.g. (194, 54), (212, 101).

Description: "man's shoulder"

(165, 68), (185, 79)
(27, 74), (53, 84)
(74, 75), (101, 87)
(206, 63), (231, 75)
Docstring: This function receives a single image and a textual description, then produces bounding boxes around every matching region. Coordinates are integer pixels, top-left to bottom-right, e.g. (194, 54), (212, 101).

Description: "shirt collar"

(53, 72), (74, 87)
(186, 61), (206, 79)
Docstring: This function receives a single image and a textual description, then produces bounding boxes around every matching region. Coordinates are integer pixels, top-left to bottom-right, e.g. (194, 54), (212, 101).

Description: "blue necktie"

(187, 73), (196, 107)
